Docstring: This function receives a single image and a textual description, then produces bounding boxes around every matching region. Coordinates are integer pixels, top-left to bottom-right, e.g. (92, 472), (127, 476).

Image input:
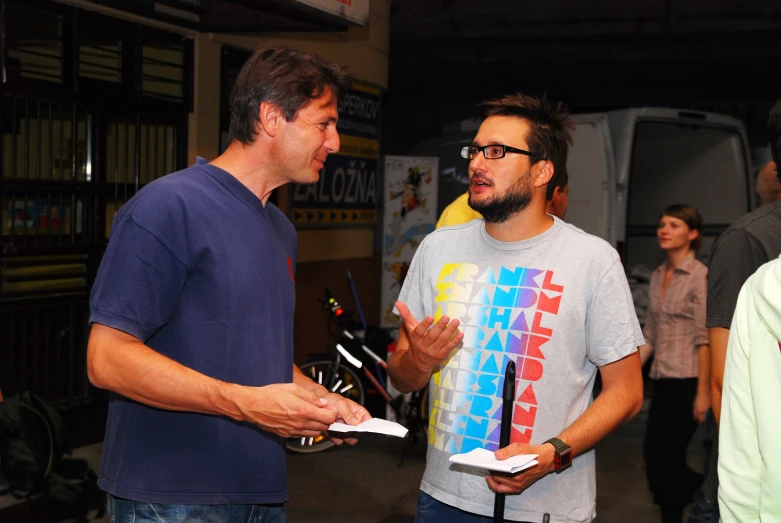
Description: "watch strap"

(545, 437), (572, 473)
(545, 437), (569, 455)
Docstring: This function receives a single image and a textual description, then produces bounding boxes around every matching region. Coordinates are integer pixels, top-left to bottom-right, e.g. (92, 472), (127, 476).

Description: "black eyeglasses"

(461, 144), (540, 160)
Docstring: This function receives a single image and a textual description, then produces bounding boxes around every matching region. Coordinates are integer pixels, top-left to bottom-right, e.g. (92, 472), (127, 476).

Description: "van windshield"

(626, 120), (748, 271)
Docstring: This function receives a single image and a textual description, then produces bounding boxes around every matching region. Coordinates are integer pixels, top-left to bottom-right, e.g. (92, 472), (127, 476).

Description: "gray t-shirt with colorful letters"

(396, 217), (643, 523)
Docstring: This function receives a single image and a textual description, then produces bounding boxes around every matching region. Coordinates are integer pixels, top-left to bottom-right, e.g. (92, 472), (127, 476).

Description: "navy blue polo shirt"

(89, 158), (296, 504)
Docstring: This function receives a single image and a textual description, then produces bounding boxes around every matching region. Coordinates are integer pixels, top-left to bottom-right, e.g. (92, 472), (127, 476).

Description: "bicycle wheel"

(286, 359), (365, 454)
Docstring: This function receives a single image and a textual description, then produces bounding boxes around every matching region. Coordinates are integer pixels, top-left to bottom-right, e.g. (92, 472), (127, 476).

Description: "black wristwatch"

(545, 437), (572, 473)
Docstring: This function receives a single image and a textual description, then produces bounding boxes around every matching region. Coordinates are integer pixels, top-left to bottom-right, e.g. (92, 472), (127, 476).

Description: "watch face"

(560, 448), (572, 467)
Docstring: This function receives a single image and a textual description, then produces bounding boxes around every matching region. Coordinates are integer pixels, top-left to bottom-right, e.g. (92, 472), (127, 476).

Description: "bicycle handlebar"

(320, 288), (347, 319)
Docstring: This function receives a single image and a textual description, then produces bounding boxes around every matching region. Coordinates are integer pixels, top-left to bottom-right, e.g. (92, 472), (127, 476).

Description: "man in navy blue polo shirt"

(86, 47), (370, 523)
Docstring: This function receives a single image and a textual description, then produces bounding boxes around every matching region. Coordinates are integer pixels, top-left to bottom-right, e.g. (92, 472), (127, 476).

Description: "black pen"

(494, 359), (516, 523)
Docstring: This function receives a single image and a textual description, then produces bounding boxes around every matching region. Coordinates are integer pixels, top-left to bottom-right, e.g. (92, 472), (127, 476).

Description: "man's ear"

(534, 161), (554, 188)
(258, 101), (285, 138)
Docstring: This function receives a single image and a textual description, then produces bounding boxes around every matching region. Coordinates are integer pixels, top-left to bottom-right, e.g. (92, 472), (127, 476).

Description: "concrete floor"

(285, 398), (705, 523)
(36, 397), (706, 523)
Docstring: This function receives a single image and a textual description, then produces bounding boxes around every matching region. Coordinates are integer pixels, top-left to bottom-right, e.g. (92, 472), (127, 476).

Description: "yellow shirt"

(436, 193), (482, 229)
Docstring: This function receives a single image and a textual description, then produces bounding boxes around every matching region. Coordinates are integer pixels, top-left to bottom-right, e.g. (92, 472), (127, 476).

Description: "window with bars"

(106, 121), (177, 186)
(0, 294), (92, 408)
(1, 94), (183, 245)
(1, 3), (190, 436)
(79, 33), (123, 84)
(142, 40), (186, 103)
(2, 1), (193, 107)
(105, 120), (178, 237)
(4, 4), (64, 84)
(0, 95), (93, 244)
(1, 253), (88, 298)
(1, 95), (94, 182)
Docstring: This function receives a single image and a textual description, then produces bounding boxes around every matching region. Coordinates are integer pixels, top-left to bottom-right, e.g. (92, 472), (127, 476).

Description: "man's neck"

(483, 201), (554, 242)
(209, 142), (286, 206)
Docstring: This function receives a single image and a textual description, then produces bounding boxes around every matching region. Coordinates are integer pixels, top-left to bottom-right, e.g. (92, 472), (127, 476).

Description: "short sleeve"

(587, 256), (645, 366)
(707, 229), (760, 329)
(394, 239), (432, 322)
(89, 214), (188, 341)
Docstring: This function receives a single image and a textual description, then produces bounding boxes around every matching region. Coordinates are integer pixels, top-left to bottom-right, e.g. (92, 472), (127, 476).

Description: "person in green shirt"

(718, 255), (781, 521)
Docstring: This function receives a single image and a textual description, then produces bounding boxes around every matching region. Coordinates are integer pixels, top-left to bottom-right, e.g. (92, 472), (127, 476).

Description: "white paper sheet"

(448, 448), (539, 473)
(328, 418), (409, 438)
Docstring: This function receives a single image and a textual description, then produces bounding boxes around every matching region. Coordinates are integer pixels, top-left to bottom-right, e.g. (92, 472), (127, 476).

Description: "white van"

(410, 108), (753, 321)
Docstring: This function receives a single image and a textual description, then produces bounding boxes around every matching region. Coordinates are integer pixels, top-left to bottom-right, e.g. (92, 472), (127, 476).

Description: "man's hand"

(233, 383), (337, 438)
(693, 390), (711, 424)
(395, 300), (463, 373)
(292, 364), (370, 445)
(486, 442), (556, 495)
(320, 392), (372, 446)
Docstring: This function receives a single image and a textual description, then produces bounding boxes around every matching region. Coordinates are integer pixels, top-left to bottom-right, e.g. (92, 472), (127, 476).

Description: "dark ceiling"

(389, 0), (781, 64)
(382, 0), (781, 154)
(390, 1), (780, 40)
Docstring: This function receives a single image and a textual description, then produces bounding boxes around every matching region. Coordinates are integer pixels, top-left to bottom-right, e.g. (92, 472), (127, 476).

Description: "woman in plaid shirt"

(639, 204), (710, 523)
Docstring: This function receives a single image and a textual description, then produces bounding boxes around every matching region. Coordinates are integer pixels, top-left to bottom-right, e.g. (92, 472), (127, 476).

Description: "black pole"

(493, 360), (516, 523)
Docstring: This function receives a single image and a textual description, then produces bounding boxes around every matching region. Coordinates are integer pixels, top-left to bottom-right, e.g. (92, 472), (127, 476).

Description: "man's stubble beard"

(468, 171), (533, 224)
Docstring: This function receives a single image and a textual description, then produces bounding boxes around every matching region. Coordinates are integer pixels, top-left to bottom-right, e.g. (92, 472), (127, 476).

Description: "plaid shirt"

(644, 253), (709, 379)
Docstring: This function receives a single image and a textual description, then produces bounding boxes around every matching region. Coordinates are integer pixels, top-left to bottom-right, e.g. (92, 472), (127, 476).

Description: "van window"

(626, 121), (748, 270)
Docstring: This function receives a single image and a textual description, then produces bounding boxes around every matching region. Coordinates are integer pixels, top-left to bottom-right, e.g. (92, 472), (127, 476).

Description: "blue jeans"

(108, 494), (286, 523)
(414, 491), (531, 523)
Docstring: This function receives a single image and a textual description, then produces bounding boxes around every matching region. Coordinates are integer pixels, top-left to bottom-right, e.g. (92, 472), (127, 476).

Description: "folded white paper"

(449, 448), (538, 474)
(328, 418), (409, 438)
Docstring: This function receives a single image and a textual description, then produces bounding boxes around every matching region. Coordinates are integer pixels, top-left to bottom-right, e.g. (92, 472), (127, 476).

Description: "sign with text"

(337, 85), (381, 139)
(292, 82), (380, 227)
(292, 154), (377, 210)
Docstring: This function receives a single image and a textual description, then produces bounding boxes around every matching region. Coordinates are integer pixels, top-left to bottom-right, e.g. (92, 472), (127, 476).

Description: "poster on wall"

(380, 156), (439, 329)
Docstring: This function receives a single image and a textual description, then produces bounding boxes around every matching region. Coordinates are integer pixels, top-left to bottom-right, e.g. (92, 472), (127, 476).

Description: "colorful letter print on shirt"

(428, 262), (564, 455)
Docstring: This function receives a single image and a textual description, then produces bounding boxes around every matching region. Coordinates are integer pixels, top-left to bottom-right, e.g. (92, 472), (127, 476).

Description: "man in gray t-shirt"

(388, 93), (644, 523)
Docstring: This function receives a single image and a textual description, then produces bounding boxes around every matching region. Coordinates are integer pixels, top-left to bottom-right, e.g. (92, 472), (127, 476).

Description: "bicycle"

(286, 288), (428, 465)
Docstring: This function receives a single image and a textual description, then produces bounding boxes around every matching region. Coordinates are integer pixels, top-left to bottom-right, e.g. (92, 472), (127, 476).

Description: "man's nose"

(325, 126), (340, 154)
(470, 152), (487, 173)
